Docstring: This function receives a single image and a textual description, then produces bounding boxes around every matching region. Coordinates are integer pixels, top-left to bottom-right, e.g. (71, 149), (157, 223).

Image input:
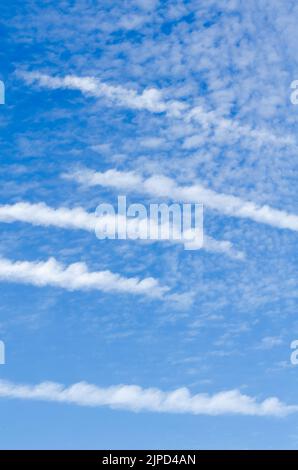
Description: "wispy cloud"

(64, 167), (298, 232)
(257, 336), (284, 350)
(0, 202), (244, 259)
(0, 257), (168, 298)
(0, 379), (295, 417)
(21, 71), (294, 146)
(21, 71), (169, 113)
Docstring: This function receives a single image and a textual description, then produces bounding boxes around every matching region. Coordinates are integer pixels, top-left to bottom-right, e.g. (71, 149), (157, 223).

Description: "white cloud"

(0, 202), (95, 231)
(135, 0), (158, 11)
(118, 14), (148, 30)
(257, 336), (283, 350)
(64, 167), (298, 232)
(203, 235), (244, 260)
(21, 71), (167, 113)
(0, 202), (243, 259)
(0, 379), (295, 417)
(140, 137), (166, 148)
(183, 105), (295, 147)
(0, 257), (168, 298)
(20, 71), (294, 146)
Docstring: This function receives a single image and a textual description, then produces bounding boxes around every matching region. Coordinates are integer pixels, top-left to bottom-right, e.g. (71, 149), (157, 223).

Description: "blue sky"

(0, 0), (298, 450)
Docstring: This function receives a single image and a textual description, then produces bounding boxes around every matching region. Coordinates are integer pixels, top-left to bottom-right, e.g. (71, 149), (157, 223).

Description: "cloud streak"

(21, 71), (294, 146)
(0, 379), (296, 417)
(0, 257), (168, 298)
(21, 71), (169, 113)
(64, 167), (298, 232)
(0, 202), (244, 259)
